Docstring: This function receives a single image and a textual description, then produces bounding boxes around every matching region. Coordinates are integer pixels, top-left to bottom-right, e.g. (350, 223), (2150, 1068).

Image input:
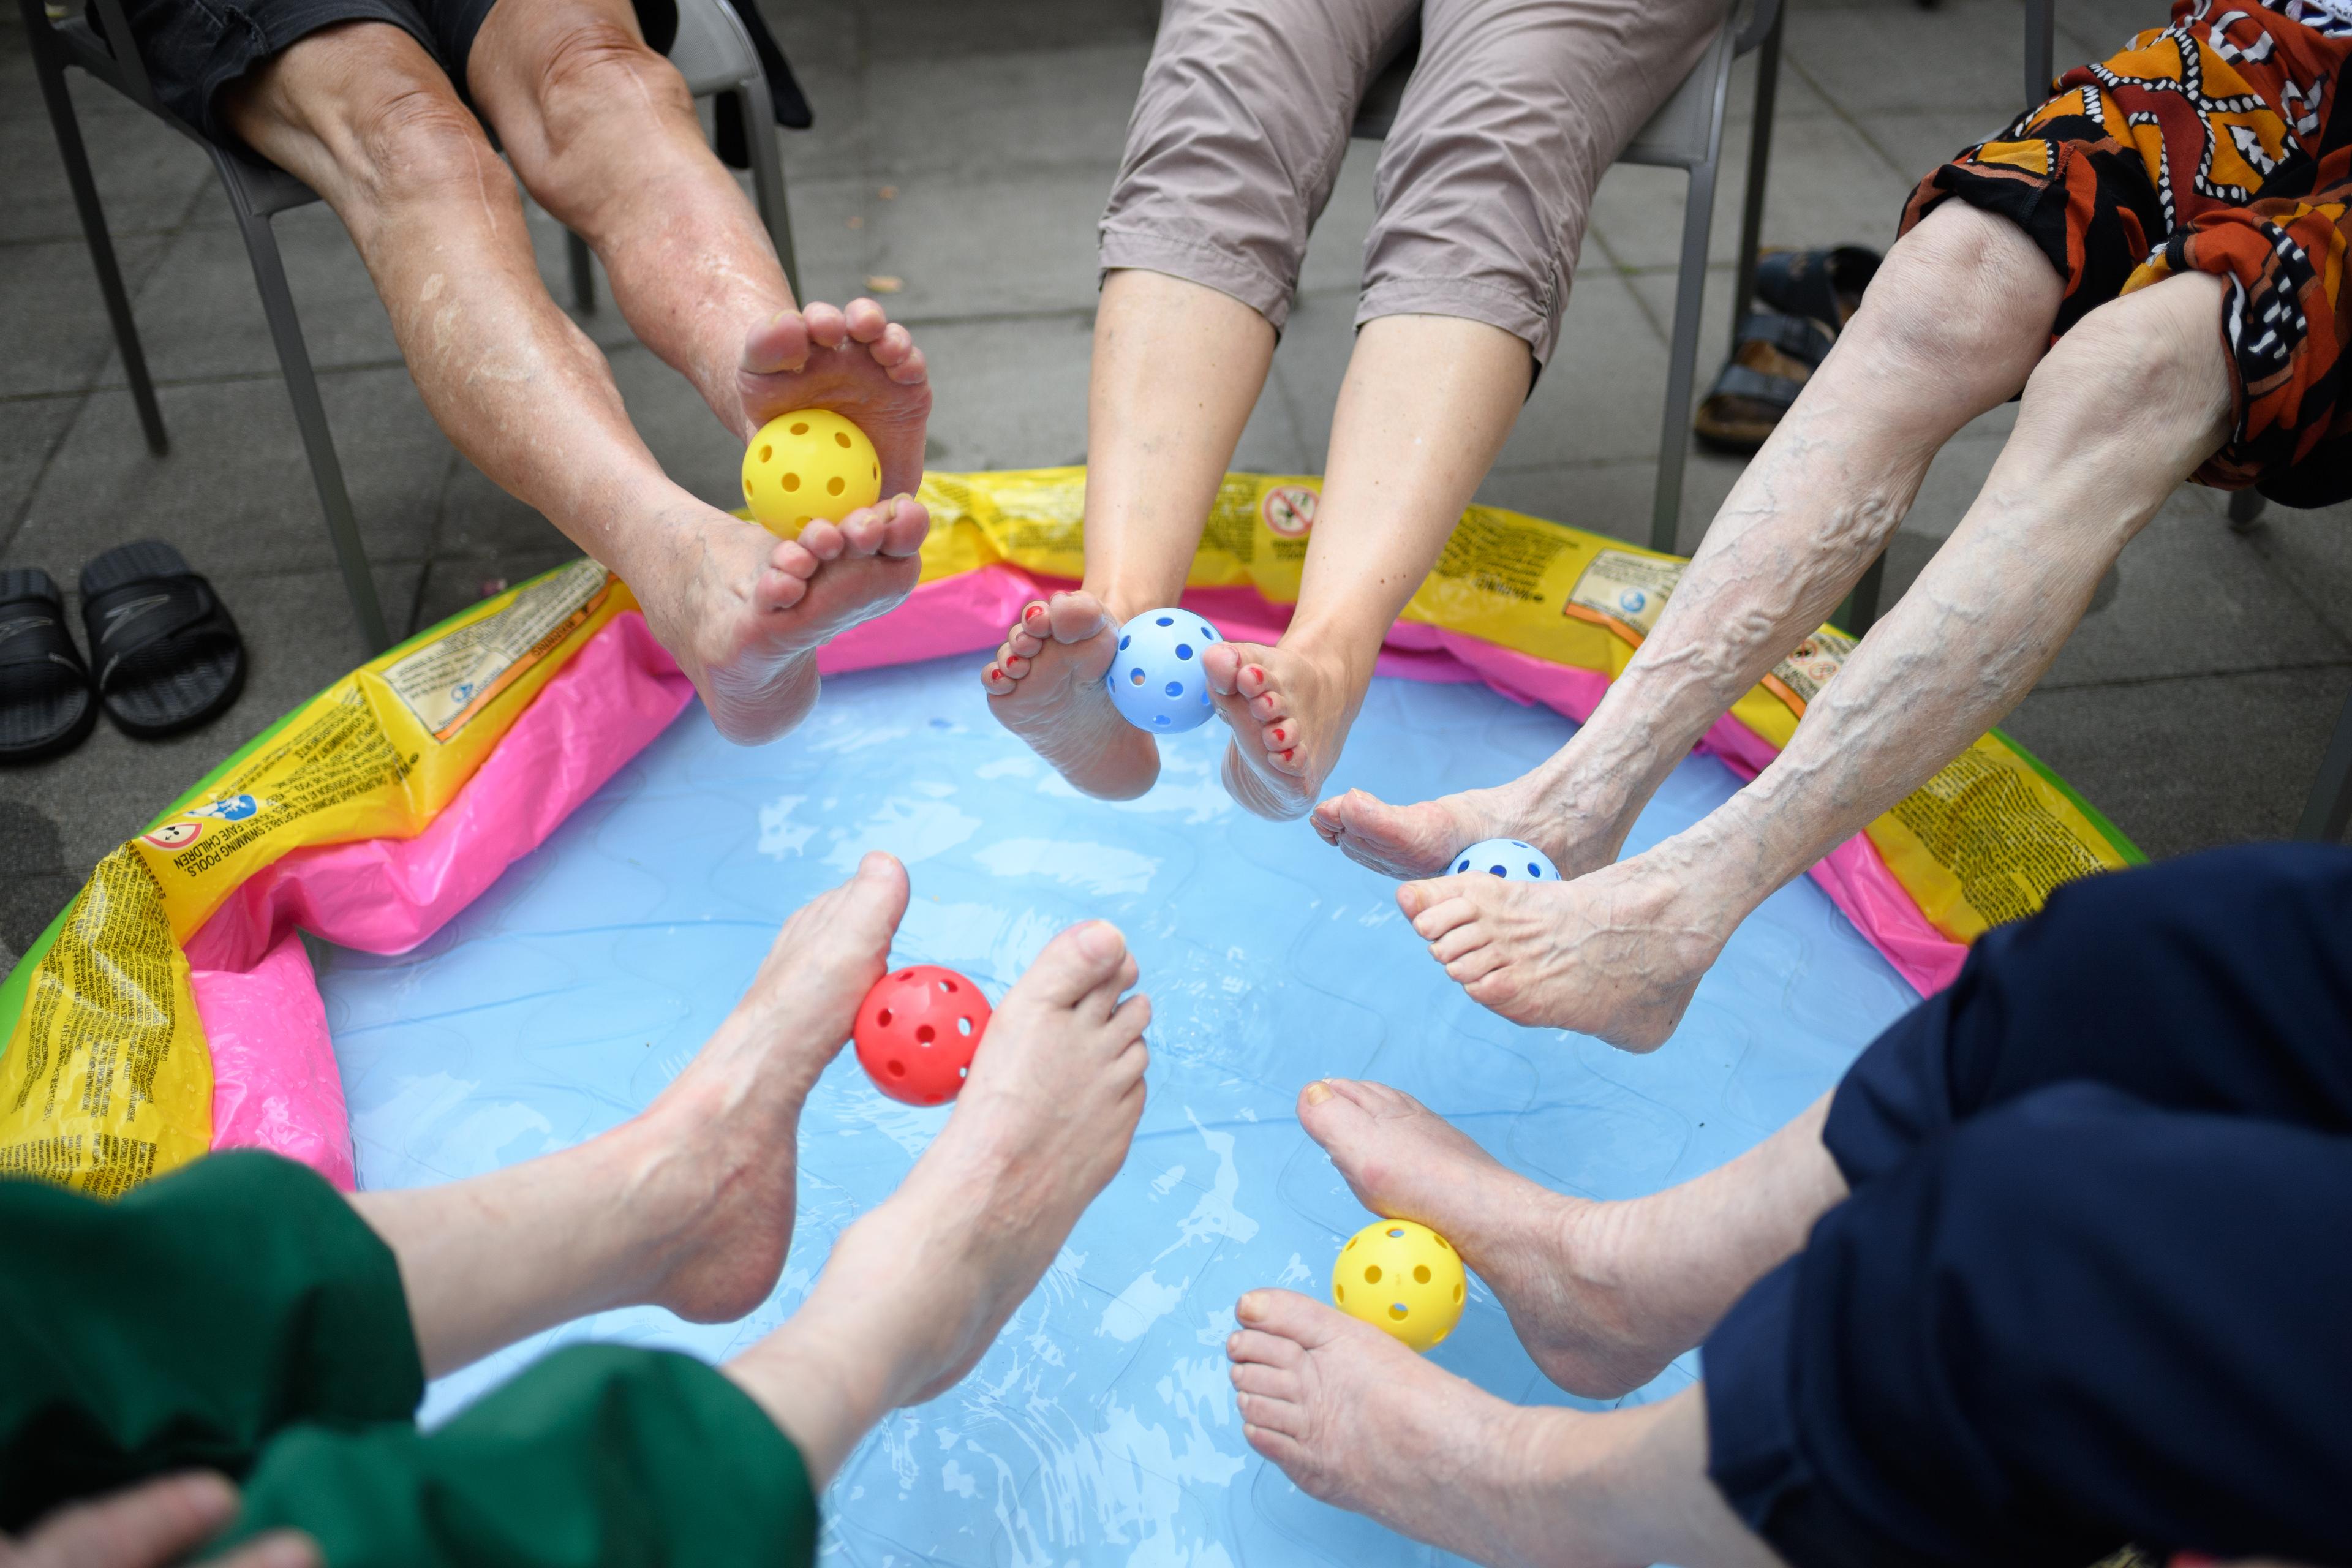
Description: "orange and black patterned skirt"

(1901, 0), (2352, 508)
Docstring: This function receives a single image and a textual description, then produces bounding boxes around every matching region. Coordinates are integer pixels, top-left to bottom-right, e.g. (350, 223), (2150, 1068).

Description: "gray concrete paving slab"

(0, 396), (82, 530)
(864, 42), (1148, 178)
(2237, 499), (2352, 647)
(0, 77), (215, 247)
(1, 232), (170, 398)
(864, 163), (1115, 319)
(7, 372), (448, 577)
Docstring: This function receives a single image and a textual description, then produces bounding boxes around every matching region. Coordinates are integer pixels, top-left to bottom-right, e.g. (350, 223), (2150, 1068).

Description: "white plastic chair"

(22, 0), (797, 651)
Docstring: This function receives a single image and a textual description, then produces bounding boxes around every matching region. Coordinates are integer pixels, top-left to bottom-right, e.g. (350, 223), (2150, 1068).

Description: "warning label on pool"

(385, 559), (612, 742)
(1565, 549), (1682, 639)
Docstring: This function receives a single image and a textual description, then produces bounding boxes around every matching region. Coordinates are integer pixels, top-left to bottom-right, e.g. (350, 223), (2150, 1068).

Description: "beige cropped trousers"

(1099, 0), (1726, 365)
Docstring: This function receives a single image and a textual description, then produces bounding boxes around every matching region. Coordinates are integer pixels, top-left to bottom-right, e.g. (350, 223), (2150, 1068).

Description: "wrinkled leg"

(464, 0), (929, 466)
(225, 23), (927, 750)
(1316, 202), (2055, 879)
(1395, 262), (2230, 1050)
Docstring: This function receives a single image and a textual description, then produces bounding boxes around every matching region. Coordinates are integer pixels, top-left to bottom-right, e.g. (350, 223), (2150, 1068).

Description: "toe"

(742, 309), (810, 375)
(1237, 1390), (1310, 1439)
(804, 301), (848, 346)
(798, 520), (845, 560)
(844, 297), (889, 342)
(1427, 923), (1487, 965)
(1237, 1289), (1354, 1349)
(1006, 626), (1045, 660)
(878, 496), (930, 556)
(1230, 1360), (1302, 1401)
(1046, 592), (1110, 644)
(1227, 1327), (1304, 1368)
(1202, 641), (1243, 692)
(1446, 946), (1507, 985)
(1014, 920), (1130, 1009)
(1297, 1080), (1368, 1148)
(1407, 892), (1476, 941)
(888, 345), (929, 386)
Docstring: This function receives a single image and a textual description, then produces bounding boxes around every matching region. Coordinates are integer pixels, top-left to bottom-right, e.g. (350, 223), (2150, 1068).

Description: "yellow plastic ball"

(1331, 1218), (1466, 1353)
(741, 408), (882, 535)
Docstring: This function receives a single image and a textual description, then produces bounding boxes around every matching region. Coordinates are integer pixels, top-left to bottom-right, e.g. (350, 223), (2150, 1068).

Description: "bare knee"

(346, 80), (508, 209)
(1838, 203), (2062, 397)
(2018, 274), (2233, 451)
(503, 16), (695, 186)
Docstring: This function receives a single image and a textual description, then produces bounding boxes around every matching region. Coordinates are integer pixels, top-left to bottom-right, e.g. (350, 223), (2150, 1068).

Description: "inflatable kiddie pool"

(0, 472), (2136, 1564)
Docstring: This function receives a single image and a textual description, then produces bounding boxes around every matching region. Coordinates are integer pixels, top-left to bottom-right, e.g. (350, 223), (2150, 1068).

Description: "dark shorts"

(119, 0), (677, 149)
(1899, 1), (2352, 509)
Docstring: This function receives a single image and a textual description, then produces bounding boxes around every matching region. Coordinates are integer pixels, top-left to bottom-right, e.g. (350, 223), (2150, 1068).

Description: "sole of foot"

(1396, 855), (1724, 1052)
(640, 497), (930, 747)
(737, 298), (932, 499)
(1298, 1078), (1679, 1399)
(1227, 1289), (1626, 1568)
(982, 592), (1161, 800)
(646, 853), (911, 1322)
(802, 919), (1153, 1405)
(1204, 641), (1363, 821)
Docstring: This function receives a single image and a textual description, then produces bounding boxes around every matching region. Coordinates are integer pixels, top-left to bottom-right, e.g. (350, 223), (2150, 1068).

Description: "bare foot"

(641, 852), (911, 1322)
(1203, 639), (1366, 821)
(981, 591), (1161, 800)
(1398, 850), (1728, 1052)
(736, 298), (931, 499)
(1297, 1079), (1684, 1398)
(1312, 769), (1632, 882)
(1227, 1291), (1637, 1568)
(724, 922), (1152, 1478)
(634, 495), (930, 745)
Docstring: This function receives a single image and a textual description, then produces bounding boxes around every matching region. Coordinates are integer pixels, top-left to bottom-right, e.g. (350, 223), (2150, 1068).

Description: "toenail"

(1076, 921), (1123, 960)
(1237, 1291), (1267, 1321)
(1302, 1081), (1332, 1106)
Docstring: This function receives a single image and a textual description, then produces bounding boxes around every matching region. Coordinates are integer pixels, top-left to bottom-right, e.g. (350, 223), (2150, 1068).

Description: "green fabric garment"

(2, 1151), (818, 1568)
(228, 1346), (818, 1568)
(0, 1150), (421, 1529)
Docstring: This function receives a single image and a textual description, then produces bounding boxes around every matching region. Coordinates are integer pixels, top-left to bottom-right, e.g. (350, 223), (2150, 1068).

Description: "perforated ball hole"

(956, 1016), (973, 1036)
(1119, 635), (1132, 650)
(759, 444), (773, 462)
(1487, 864), (1507, 876)
(1363, 1265), (1382, 1283)
(1387, 1227), (1405, 1238)
(886, 1060), (905, 1077)
(876, 1008), (893, 1027)
(1163, 681), (1183, 697)
(790, 421), (810, 435)
(1335, 1283), (1345, 1302)
(783, 473), (802, 492)
(1453, 1283), (1463, 1302)
(1388, 1304), (1408, 1321)
(938, 978), (957, 992)
(1129, 668), (1146, 685)
(897, 970), (915, 981)
(834, 431), (851, 448)
(1413, 1265), (1430, 1284)
(1155, 616), (1174, 626)
(1175, 643), (1193, 660)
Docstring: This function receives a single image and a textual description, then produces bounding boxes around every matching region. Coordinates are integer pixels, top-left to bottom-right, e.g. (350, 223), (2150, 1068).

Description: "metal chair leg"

(24, 0), (168, 455)
(1729, 2), (1784, 351)
(225, 190), (391, 652)
(1651, 154), (1721, 556)
(565, 229), (597, 314)
(2228, 487), (2268, 533)
(738, 83), (798, 297)
(2024, 0), (2056, 107)
(2296, 689), (2352, 842)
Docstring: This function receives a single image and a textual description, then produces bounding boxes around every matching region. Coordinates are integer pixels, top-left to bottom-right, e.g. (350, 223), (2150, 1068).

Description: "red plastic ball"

(853, 964), (990, 1106)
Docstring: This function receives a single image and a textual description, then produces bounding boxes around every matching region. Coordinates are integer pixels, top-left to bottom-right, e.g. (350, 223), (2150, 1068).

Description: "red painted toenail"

(1248, 666), (1263, 681)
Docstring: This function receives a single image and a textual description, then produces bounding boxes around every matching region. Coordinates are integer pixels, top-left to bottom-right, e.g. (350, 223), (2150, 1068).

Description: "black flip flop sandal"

(0, 569), (99, 764)
(78, 540), (247, 739)
(1693, 310), (1837, 454)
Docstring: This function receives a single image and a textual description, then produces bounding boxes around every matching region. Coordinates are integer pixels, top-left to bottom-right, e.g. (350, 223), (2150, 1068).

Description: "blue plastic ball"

(1103, 608), (1222, 733)
(1450, 838), (1561, 882)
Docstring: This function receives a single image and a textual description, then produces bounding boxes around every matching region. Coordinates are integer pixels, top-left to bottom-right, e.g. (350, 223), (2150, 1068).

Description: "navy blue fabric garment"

(1705, 843), (2352, 1568)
